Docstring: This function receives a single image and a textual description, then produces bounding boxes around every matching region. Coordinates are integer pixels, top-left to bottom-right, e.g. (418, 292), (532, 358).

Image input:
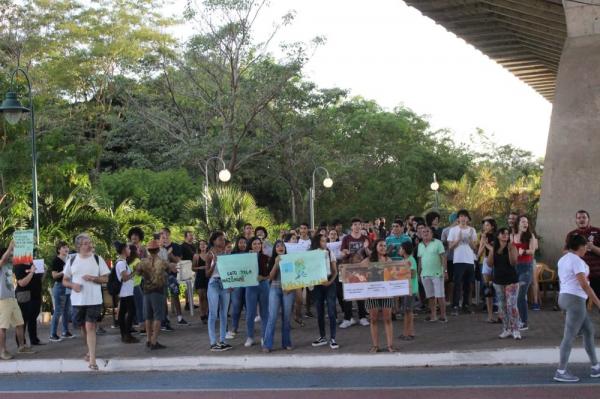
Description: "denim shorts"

(144, 292), (166, 321)
(72, 305), (102, 328)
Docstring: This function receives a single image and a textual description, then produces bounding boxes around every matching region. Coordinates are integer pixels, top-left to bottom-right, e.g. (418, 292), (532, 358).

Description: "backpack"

(107, 260), (122, 297)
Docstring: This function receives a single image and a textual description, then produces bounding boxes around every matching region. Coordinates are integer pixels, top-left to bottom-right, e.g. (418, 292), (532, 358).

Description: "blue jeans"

(263, 285), (295, 350)
(50, 282), (71, 336)
(133, 285), (145, 325)
(245, 280), (269, 340)
(313, 283), (337, 339)
(208, 277), (231, 345)
(229, 287), (245, 333)
(516, 262), (533, 325)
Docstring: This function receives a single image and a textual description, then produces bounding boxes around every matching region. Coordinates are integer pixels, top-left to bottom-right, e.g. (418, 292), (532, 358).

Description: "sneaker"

(0, 350), (13, 360)
(519, 323), (529, 331)
(49, 335), (62, 342)
(451, 307), (459, 316)
(225, 331), (236, 339)
(122, 335), (140, 344)
(150, 342), (166, 350)
(176, 318), (189, 325)
(425, 316), (438, 322)
(438, 317), (448, 323)
(219, 342), (233, 351)
(553, 370), (579, 383)
(461, 306), (474, 314)
(139, 330), (147, 336)
(244, 338), (254, 347)
(591, 364), (600, 378)
(161, 325), (175, 332)
(17, 346), (35, 354)
(329, 339), (339, 349)
(305, 311), (314, 318)
(532, 303), (541, 311)
(210, 343), (223, 352)
(339, 319), (353, 329)
(96, 327), (106, 335)
(111, 323), (118, 329)
(61, 331), (75, 339)
(312, 337), (328, 347)
(359, 317), (370, 326)
(498, 330), (512, 339)
(254, 315), (261, 323)
(512, 331), (522, 340)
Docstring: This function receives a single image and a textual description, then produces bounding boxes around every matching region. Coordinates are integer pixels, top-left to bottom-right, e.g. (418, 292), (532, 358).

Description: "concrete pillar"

(537, 0), (600, 265)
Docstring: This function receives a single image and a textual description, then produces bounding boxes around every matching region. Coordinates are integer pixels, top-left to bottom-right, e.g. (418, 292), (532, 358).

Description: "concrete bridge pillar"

(537, 0), (600, 264)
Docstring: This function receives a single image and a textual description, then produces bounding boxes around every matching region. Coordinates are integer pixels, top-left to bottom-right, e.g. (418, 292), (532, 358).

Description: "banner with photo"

(13, 229), (34, 265)
(218, 253), (259, 289)
(340, 261), (411, 300)
(280, 249), (328, 291)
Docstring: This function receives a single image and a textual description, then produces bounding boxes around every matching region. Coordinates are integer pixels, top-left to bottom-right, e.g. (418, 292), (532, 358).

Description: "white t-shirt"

(115, 259), (134, 298)
(64, 254), (110, 306)
(558, 252), (589, 299)
(447, 225), (477, 264)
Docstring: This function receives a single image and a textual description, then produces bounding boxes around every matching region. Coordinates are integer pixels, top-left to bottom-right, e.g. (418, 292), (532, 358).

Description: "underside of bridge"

(404, 0), (565, 101)
(404, 0), (600, 265)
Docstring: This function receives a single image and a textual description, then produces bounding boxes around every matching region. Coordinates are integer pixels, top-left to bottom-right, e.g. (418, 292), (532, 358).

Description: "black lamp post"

(0, 68), (39, 245)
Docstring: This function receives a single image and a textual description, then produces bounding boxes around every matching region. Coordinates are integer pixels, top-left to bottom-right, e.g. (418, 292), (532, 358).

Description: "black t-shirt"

(492, 248), (519, 285)
(181, 242), (196, 261)
(14, 264), (43, 300)
(164, 242), (182, 276)
(51, 256), (66, 283)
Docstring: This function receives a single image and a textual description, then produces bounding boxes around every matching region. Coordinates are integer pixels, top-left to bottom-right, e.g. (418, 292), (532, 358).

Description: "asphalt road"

(1, 365), (599, 398)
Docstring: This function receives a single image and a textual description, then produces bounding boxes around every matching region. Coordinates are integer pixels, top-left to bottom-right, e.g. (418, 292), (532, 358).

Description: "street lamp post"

(309, 166), (333, 231)
(0, 68), (39, 245)
(204, 156), (231, 224)
(430, 172), (440, 210)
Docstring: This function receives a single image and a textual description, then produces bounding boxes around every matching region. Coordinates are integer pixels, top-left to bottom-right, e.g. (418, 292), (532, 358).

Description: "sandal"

(294, 318), (305, 327)
(84, 353), (90, 362)
(387, 346), (396, 353)
(369, 346), (379, 353)
(88, 363), (99, 371)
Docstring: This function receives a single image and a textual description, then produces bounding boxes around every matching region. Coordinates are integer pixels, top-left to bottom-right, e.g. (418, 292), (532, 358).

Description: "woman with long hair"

(486, 228), (520, 339)
(49, 241), (74, 342)
(127, 244), (144, 333)
(244, 237), (270, 347)
(478, 218), (498, 323)
(263, 240), (296, 352)
(311, 234), (339, 349)
(553, 234), (600, 382)
(361, 239), (395, 352)
(193, 239), (210, 324)
(226, 237), (249, 339)
(510, 215), (538, 331)
(206, 231), (232, 352)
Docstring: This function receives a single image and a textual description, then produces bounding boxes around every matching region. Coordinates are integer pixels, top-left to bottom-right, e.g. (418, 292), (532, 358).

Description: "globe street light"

(310, 166), (333, 231)
(431, 172), (440, 210)
(0, 68), (39, 246)
(204, 156), (231, 224)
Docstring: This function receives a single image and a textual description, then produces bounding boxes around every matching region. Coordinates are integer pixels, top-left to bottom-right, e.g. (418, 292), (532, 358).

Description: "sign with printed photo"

(340, 261), (410, 300)
(13, 229), (34, 265)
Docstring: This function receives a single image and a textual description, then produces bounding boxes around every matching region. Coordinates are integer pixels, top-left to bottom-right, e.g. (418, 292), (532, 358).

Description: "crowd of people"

(0, 209), (599, 382)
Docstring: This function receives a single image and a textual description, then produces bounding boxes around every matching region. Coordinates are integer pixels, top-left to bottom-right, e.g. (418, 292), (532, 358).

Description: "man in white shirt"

(447, 209), (478, 316)
(63, 233), (110, 370)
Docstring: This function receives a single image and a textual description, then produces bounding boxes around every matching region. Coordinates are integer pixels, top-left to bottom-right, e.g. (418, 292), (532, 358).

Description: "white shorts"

(421, 276), (445, 299)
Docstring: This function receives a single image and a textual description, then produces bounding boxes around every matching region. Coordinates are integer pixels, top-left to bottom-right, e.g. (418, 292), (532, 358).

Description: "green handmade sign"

(279, 249), (328, 291)
(218, 253), (259, 289)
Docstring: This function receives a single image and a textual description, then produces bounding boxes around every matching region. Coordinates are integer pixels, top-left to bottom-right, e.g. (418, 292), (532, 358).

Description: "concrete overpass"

(404, 0), (600, 264)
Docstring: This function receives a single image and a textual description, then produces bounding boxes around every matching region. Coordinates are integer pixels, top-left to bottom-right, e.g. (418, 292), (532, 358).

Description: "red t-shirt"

(566, 226), (600, 280)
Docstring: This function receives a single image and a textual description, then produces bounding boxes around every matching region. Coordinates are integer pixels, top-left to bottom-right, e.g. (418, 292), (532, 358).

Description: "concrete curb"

(0, 347), (588, 374)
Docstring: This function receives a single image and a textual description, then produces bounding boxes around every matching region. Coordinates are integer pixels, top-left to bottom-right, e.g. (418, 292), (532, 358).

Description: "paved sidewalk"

(3, 305), (599, 361)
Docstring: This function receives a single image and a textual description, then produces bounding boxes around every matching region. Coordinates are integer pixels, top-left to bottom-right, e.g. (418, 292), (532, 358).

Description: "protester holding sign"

(311, 234), (339, 350)
(227, 237), (249, 340)
(263, 240), (296, 352)
(399, 242), (417, 341)
(360, 239), (395, 353)
(244, 237), (270, 347)
(206, 231), (233, 352)
(62, 233), (111, 370)
(0, 242), (35, 360)
(339, 218), (370, 329)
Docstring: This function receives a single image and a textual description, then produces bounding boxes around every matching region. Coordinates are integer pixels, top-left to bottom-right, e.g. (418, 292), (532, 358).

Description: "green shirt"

(418, 239), (445, 277)
(408, 256), (418, 295)
(385, 233), (412, 260)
